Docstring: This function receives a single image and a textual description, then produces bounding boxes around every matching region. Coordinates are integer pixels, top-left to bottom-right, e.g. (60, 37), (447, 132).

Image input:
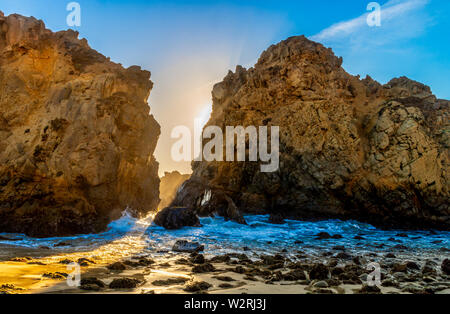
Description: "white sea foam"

(0, 212), (448, 260)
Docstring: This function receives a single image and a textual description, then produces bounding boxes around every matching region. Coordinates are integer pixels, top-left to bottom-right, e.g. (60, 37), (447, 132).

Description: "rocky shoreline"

(0, 12), (448, 296)
(0, 12), (448, 240)
(1, 236), (449, 295)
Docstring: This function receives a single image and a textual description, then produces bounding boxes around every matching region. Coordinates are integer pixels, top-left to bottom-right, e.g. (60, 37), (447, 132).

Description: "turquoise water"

(146, 215), (450, 258)
(0, 212), (449, 260)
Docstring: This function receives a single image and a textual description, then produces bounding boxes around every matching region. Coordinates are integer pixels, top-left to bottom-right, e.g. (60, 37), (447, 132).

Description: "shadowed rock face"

(0, 13), (161, 237)
(153, 207), (201, 230)
(173, 36), (449, 230)
(158, 171), (190, 210)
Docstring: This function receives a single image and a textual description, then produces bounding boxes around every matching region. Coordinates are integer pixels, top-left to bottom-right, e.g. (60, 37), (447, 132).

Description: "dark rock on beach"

(184, 281), (212, 293)
(283, 269), (307, 281)
(406, 261), (420, 271)
(315, 232), (332, 240)
(442, 259), (450, 275)
(107, 262), (127, 271)
(109, 278), (143, 289)
(315, 232), (344, 240)
(77, 258), (95, 267)
(209, 255), (231, 263)
(309, 264), (330, 280)
(213, 276), (236, 282)
(42, 272), (68, 279)
(77, 258), (95, 264)
(81, 277), (106, 288)
(152, 278), (189, 286)
(358, 284), (381, 294)
(154, 207), (201, 230)
(59, 259), (74, 265)
(422, 261), (438, 276)
(172, 240), (204, 253)
(80, 277), (106, 291)
(190, 253), (206, 264)
(123, 257), (155, 268)
(192, 263), (216, 273)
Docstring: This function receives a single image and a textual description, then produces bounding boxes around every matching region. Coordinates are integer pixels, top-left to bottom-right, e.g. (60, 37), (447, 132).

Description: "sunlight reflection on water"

(1, 212), (449, 261)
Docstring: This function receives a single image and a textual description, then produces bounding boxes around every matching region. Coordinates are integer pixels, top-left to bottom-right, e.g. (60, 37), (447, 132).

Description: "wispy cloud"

(311, 0), (431, 44)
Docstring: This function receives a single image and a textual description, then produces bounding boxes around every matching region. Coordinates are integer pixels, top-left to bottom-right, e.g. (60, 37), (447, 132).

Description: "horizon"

(2, 0), (449, 176)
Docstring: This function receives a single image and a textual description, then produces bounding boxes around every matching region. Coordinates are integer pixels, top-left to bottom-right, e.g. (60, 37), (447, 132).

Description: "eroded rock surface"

(153, 207), (201, 230)
(158, 171), (190, 210)
(173, 36), (449, 230)
(0, 13), (160, 237)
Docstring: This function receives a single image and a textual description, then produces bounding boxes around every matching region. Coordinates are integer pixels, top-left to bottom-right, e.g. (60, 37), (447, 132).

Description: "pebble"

(313, 281), (329, 288)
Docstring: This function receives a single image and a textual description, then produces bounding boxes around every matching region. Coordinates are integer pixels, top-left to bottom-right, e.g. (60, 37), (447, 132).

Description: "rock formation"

(0, 13), (161, 237)
(173, 36), (449, 230)
(158, 171), (190, 210)
(153, 207), (201, 230)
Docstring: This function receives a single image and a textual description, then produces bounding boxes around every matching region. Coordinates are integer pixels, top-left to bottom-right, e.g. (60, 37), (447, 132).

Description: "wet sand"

(1, 244), (449, 295)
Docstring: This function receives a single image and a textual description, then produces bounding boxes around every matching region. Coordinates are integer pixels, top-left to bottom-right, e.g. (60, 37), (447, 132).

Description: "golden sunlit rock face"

(0, 13), (161, 237)
(174, 36), (449, 230)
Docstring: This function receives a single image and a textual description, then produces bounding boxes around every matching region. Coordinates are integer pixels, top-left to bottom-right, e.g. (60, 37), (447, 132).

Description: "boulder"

(151, 278), (189, 286)
(172, 240), (204, 253)
(183, 281), (212, 293)
(359, 284), (381, 294)
(442, 259), (450, 275)
(316, 232), (332, 240)
(107, 262), (127, 271)
(154, 207), (201, 230)
(192, 263), (216, 273)
(309, 264), (330, 280)
(190, 253), (206, 264)
(80, 277), (105, 291)
(109, 278), (142, 289)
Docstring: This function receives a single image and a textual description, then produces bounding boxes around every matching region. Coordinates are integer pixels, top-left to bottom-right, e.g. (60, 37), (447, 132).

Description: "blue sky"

(2, 0), (449, 174)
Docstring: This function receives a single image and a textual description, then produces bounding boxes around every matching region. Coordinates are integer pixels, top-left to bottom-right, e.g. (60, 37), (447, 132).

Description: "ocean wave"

(1, 213), (448, 258)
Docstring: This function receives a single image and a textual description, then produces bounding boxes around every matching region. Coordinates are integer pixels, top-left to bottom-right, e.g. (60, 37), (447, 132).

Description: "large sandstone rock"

(0, 13), (161, 237)
(158, 171), (190, 210)
(173, 36), (449, 230)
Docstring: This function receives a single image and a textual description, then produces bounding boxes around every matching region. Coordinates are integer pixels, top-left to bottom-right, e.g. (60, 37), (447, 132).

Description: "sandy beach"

(1, 240), (449, 295)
